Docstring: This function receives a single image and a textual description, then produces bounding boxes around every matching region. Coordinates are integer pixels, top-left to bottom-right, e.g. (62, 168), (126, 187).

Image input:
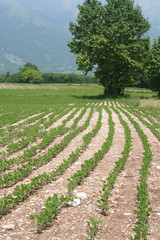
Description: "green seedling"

(86, 218), (103, 240)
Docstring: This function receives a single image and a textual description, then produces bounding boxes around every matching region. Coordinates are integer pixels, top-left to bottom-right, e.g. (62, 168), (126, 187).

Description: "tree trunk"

(104, 79), (109, 94)
(104, 79), (122, 95)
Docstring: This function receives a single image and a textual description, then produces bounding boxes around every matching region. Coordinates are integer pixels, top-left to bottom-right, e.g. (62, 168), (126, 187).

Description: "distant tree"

(19, 62), (39, 72)
(148, 36), (160, 97)
(68, 0), (150, 95)
(5, 72), (11, 82)
(0, 74), (5, 82)
(18, 63), (42, 84)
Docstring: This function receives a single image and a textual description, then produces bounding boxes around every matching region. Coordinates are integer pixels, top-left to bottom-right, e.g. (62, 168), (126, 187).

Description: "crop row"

(0, 107), (43, 128)
(30, 106), (115, 232)
(0, 107), (90, 186)
(0, 107), (66, 146)
(0, 102), (157, 239)
(0, 106), (83, 173)
(0, 106), (71, 152)
(119, 102), (160, 140)
(124, 103), (160, 129)
(116, 103), (153, 239)
(97, 104), (132, 216)
(0, 106), (99, 217)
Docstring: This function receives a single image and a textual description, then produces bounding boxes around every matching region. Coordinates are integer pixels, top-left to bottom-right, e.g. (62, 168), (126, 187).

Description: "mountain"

(0, 0), (159, 74)
(0, 0), (78, 73)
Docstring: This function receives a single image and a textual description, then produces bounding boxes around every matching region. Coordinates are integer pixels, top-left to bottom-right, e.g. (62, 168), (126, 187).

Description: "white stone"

(110, 210), (114, 214)
(67, 198), (80, 207)
(2, 224), (15, 230)
(156, 166), (160, 170)
(76, 192), (87, 200)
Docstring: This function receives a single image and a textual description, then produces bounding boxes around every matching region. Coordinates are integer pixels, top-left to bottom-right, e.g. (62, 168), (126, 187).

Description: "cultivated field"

(0, 84), (159, 240)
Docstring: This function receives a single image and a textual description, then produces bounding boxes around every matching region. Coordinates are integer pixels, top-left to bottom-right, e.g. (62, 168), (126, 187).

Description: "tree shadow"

(72, 93), (125, 100)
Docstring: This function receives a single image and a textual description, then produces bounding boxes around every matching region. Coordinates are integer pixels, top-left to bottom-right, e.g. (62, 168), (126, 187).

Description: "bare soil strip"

(0, 84), (37, 90)
(65, 109), (83, 128)
(46, 108), (75, 130)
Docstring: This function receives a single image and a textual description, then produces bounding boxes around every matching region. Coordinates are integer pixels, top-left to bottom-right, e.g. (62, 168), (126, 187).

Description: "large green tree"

(148, 36), (160, 97)
(68, 0), (150, 94)
(18, 63), (42, 84)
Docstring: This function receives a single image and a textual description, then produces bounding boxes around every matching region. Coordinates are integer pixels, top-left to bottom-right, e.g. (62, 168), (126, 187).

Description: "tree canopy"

(18, 63), (42, 84)
(68, 0), (151, 94)
(148, 36), (160, 97)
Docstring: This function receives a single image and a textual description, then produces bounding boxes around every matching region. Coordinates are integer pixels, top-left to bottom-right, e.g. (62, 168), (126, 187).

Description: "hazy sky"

(61, 0), (159, 18)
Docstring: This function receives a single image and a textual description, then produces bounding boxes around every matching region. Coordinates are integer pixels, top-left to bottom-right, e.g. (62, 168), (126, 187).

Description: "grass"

(140, 99), (160, 109)
(0, 83), (159, 110)
(123, 87), (159, 109)
(125, 87), (152, 93)
(0, 84), (104, 107)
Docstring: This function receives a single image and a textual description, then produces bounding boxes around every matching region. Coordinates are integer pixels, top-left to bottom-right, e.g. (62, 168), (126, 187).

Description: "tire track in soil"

(0, 108), (107, 240)
(34, 109), (126, 240)
(119, 106), (160, 240)
(0, 108), (91, 196)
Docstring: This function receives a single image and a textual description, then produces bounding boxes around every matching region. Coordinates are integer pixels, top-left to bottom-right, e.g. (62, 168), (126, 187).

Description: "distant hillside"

(0, 0), (159, 74)
(0, 0), (77, 73)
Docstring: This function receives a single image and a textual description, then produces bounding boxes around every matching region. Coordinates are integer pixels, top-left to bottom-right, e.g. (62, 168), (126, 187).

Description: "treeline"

(42, 73), (98, 84)
(0, 63), (98, 85)
(0, 72), (98, 85)
(0, 69), (149, 88)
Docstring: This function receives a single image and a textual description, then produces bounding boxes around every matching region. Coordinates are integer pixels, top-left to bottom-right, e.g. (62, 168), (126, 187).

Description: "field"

(0, 83), (159, 240)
